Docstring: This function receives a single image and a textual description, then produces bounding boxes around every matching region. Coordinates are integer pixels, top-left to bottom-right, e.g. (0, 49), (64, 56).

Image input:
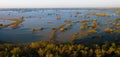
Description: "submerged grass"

(0, 17), (24, 29)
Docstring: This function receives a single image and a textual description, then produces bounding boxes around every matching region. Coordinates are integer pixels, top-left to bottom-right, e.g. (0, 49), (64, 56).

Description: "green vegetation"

(0, 41), (120, 57)
(96, 12), (110, 17)
(31, 28), (36, 33)
(0, 17), (24, 29)
(104, 28), (114, 33)
(116, 10), (120, 14)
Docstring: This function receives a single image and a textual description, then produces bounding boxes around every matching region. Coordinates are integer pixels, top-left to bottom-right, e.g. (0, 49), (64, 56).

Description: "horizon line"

(0, 7), (120, 9)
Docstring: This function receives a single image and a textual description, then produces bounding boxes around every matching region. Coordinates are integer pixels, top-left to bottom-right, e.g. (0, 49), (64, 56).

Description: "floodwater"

(0, 8), (120, 43)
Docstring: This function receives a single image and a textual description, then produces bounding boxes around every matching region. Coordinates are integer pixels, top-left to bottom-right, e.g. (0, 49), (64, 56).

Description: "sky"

(0, 0), (120, 8)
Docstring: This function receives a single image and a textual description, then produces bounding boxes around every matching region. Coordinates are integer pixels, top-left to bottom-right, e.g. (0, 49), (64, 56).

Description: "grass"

(104, 28), (114, 33)
(116, 10), (120, 14)
(0, 17), (24, 29)
(31, 28), (36, 32)
(0, 41), (120, 57)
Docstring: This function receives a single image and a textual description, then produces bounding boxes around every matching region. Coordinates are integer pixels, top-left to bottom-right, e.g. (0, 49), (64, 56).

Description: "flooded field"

(0, 8), (120, 43)
(0, 8), (120, 57)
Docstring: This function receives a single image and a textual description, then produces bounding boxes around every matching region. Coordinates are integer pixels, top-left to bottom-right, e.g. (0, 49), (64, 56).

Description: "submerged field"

(0, 8), (120, 57)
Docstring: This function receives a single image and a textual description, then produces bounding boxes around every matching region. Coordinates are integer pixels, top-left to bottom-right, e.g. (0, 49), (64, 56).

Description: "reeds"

(116, 10), (120, 14)
(49, 29), (57, 42)
(0, 41), (120, 57)
(104, 28), (113, 33)
(31, 28), (35, 32)
(0, 17), (24, 29)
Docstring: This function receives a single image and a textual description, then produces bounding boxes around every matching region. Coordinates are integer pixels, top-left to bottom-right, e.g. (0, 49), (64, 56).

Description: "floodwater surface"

(0, 8), (120, 43)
